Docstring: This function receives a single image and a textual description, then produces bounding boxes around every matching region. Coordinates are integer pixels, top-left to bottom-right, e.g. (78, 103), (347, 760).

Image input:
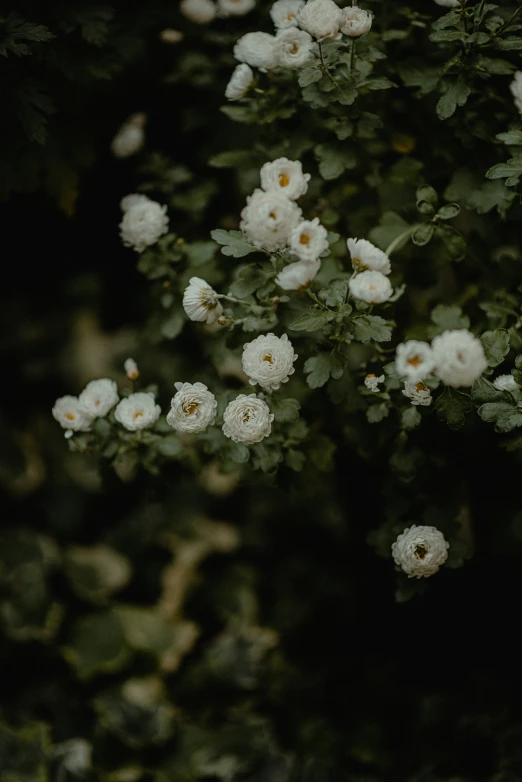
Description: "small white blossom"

(340, 6), (372, 37)
(493, 374), (519, 392)
(270, 0), (305, 29)
(124, 358), (139, 381)
(180, 0), (217, 23)
(217, 0), (255, 16)
(289, 218), (329, 262)
(183, 277), (224, 324)
(349, 270), (393, 304)
(222, 394), (274, 444)
(234, 32), (279, 71)
(275, 28), (315, 68)
(275, 259), (320, 290)
(52, 396), (92, 436)
(432, 329), (487, 388)
(78, 379), (119, 418)
(111, 114), (146, 159)
(225, 64), (255, 101)
(259, 158), (310, 201)
(510, 71), (522, 116)
(160, 28), (184, 43)
(242, 333), (297, 391)
(395, 341), (435, 383)
(240, 188), (302, 251)
(347, 238), (391, 275)
(297, 0), (343, 40)
(402, 381), (432, 407)
(167, 382), (217, 433)
(392, 525), (449, 579)
(434, 0), (459, 7)
(120, 193), (151, 213)
(114, 392), (161, 431)
(119, 198), (169, 253)
(365, 374), (384, 392)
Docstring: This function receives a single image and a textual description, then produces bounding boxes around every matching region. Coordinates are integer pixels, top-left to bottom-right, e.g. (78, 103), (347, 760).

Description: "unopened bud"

(271, 296), (281, 305)
(124, 358), (140, 381)
(217, 315), (229, 326)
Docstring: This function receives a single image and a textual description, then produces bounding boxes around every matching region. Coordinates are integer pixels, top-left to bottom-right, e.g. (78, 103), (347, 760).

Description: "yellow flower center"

(290, 44), (299, 54)
(183, 401), (198, 415)
(269, 210), (277, 219)
(65, 413), (75, 421)
(366, 374), (376, 379)
(278, 173), (290, 187)
(133, 411), (143, 419)
(299, 233), (311, 245)
(263, 353), (274, 364)
(408, 355), (422, 368)
(242, 412), (251, 423)
(414, 544), (427, 560)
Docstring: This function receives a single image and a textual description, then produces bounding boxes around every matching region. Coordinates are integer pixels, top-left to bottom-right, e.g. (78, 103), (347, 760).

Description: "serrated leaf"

(436, 79), (470, 120)
(367, 403), (389, 423)
(298, 65), (323, 87)
(269, 397), (300, 423)
(496, 130), (522, 145)
(314, 144), (356, 180)
(435, 387), (472, 430)
(402, 406), (422, 430)
(304, 353), (344, 388)
(478, 401), (522, 433)
(208, 150), (256, 168)
(480, 329), (510, 367)
(351, 315), (392, 343)
(289, 310), (332, 332)
(211, 229), (259, 258)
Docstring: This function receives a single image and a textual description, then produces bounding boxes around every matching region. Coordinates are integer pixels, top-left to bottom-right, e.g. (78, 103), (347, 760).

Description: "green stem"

(218, 294), (247, 305)
(318, 41), (339, 88)
(349, 38), (356, 72)
(385, 225), (418, 257)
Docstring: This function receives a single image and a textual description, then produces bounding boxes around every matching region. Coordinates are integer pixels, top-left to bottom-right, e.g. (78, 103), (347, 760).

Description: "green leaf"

(304, 353), (344, 388)
(156, 436), (184, 457)
(478, 401), (522, 433)
(412, 223), (435, 246)
(435, 387), (473, 430)
(363, 77), (397, 90)
(285, 448), (306, 471)
(208, 150), (256, 168)
(318, 277), (349, 308)
(211, 229), (259, 258)
(0, 721), (51, 782)
(64, 546), (132, 605)
(289, 310), (332, 332)
(496, 130), (522, 145)
(436, 79), (470, 120)
(298, 64), (323, 87)
(367, 403), (389, 423)
(161, 310), (185, 340)
(436, 224), (467, 261)
(351, 315), (393, 343)
(227, 442), (250, 463)
(430, 304), (470, 333)
(229, 264), (274, 297)
(269, 397), (300, 423)
(485, 156), (522, 187)
(64, 610), (132, 679)
(437, 203), (460, 220)
(480, 329), (510, 367)
(314, 144), (356, 180)
(402, 406), (422, 430)
(416, 184), (438, 209)
(307, 435), (336, 471)
(471, 376), (509, 405)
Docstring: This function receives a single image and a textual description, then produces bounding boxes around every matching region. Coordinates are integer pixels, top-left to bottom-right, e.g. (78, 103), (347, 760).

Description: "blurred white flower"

(347, 238), (391, 275)
(434, 0), (459, 7)
(225, 64), (255, 100)
(275, 259), (320, 290)
(402, 381), (432, 407)
(120, 193), (151, 213)
(392, 525), (449, 578)
(349, 270), (393, 304)
(183, 277), (224, 324)
(111, 113), (146, 159)
(242, 333), (297, 391)
(395, 341), (435, 383)
(79, 379), (119, 418)
(270, 0), (305, 29)
(340, 6), (372, 37)
(160, 28), (184, 43)
(167, 382), (217, 433)
(119, 198), (169, 253)
(432, 329), (487, 388)
(217, 0), (255, 15)
(510, 71), (522, 116)
(240, 188), (302, 251)
(52, 396), (92, 436)
(222, 394), (274, 444)
(124, 358), (140, 381)
(297, 0), (343, 40)
(234, 32), (279, 71)
(275, 28), (315, 68)
(493, 374), (519, 392)
(289, 218), (329, 262)
(180, 0), (217, 23)
(364, 374), (384, 392)
(114, 393), (161, 431)
(260, 158), (310, 200)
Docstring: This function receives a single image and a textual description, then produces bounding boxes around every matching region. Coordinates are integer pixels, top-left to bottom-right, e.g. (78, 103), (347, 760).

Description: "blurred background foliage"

(2, 1), (522, 780)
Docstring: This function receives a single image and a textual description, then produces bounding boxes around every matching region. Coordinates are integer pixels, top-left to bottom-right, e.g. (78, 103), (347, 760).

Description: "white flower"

(222, 394), (274, 444)
(402, 381), (432, 407)
(119, 198), (169, 253)
(275, 259), (320, 290)
(167, 382), (217, 433)
(395, 341), (435, 383)
(289, 218), (329, 262)
(124, 358), (139, 381)
(78, 379), (119, 418)
(217, 0), (255, 16)
(240, 188), (302, 251)
(259, 158), (310, 201)
(270, 0), (305, 29)
(225, 64), (255, 101)
(111, 114), (146, 158)
(274, 28), (315, 69)
(242, 333), (297, 391)
(340, 6), (372, 37)
(431, 329), (487, 388)
(160, 28), (184, 43)
(347, 238), (391, 275)
(52, 396), (92, 436)
(114, 392), (161, 431)
(365, 374), (384, 392)
(234, 32), (278, 71)
(510, 71), (522, 116)
(180, 0), (217, 23)
(434, 0), (459, 7)
(493, 374), (519, 392)
(349, 270), (393, 304)
(392, 525), (449, 579)
(120, 193), (150, 212)
(183, 277), (224, 324)
(297, 0), (343, 40)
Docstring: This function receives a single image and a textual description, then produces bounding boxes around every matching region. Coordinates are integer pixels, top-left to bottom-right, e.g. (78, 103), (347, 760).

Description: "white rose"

(493, 374), (519, 392)
(364, 373), (384, 392)
(242, 333), (297, 391)
(289, 218), (329, 262)
(431, 329), (487, 388)
(392, 525), (449, 579)
(274, 28), (315, 69)
(120, 193), (151, 213)
(217, 0), (255, 16)
(510, 71), (522, 116)
(434, 0), (459, 7)
(222, 394), (274, 444)
(402, 381), (432, 407)
(119, 199), (169, 253)
(166, 382), (217, 433)
(111, 114), (146, 158)
(349, 270), (393, 304)
(275, 259), (320, 290)
(259, 158), (310, 200)
(225, 64), (255, 101)
(180, 0), (217, 23)
(183, 277), (224, 324)
(234, 32), (279, 71)
(347, 238), (391, 275)
(114, 392), (161, 431)
(297, 0), (343, 40)
(240, 188), (302, 251)
(395, 341), (435, 383)
(52, 396), (92, 436)
(124, 358), (140, 381)
(270, 0), (305, 29)
(340, 6), (372, 37)
(78, 379), (119, 418)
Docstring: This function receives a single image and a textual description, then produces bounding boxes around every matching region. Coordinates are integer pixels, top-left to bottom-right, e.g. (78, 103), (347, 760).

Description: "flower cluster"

(119, 193), (169, 253)
(396, 330), (487, 390)
(347, 238), (393, 304)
